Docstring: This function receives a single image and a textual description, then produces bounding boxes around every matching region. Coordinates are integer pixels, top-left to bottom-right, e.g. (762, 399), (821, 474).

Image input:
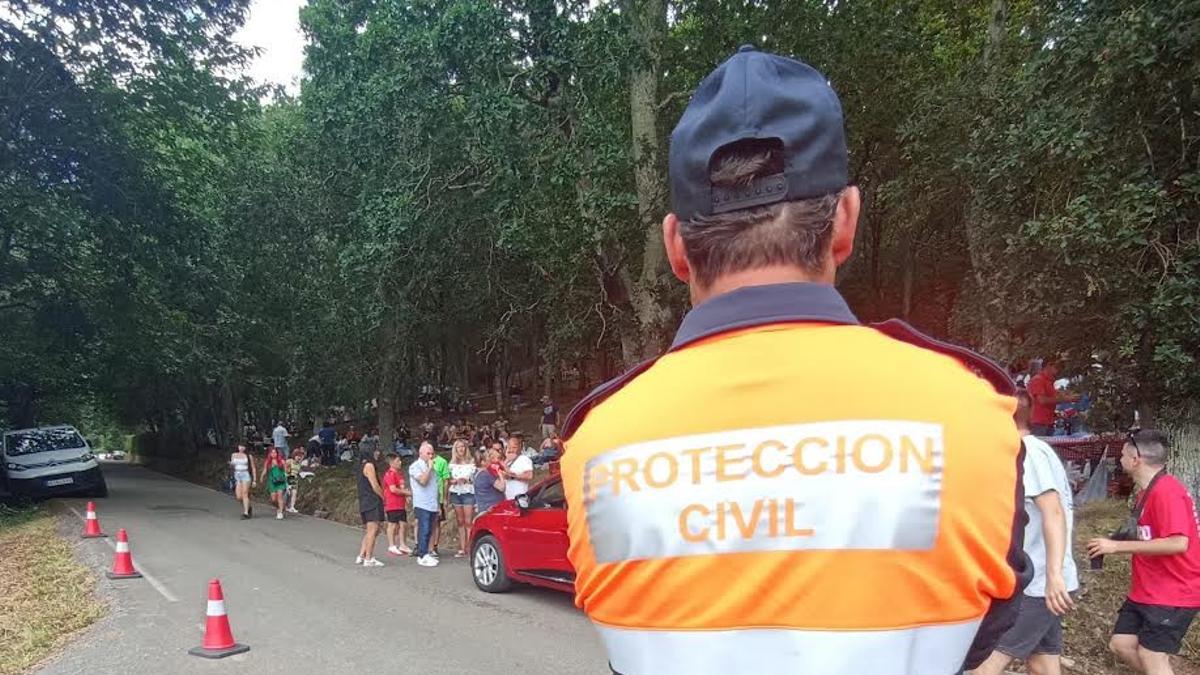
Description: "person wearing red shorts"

(1088, 429), (1200, 675)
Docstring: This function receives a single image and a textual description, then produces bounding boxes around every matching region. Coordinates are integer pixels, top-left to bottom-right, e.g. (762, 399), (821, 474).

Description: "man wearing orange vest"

(560, 45), (1030, 675)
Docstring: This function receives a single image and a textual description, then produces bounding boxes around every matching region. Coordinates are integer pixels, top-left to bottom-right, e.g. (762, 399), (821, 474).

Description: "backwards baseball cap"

(669, 44), (849, 222)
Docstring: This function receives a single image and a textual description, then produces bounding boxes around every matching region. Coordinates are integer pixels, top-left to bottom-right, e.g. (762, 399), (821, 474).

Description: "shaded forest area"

(2, 0), (1198, 451)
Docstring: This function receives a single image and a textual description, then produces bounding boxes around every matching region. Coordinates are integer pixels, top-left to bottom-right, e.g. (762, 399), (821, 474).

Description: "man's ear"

(830, 186), (860, 267)
(663, 213), (691, 283)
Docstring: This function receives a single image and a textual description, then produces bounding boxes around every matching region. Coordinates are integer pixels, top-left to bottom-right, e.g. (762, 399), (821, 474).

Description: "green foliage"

(3, 0), (1198, 441)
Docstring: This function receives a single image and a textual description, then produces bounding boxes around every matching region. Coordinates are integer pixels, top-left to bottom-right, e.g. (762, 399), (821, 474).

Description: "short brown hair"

(679, 139), (840, 287)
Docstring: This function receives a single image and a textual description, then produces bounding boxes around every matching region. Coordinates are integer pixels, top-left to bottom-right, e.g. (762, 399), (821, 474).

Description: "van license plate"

(45, 477), (74, 487)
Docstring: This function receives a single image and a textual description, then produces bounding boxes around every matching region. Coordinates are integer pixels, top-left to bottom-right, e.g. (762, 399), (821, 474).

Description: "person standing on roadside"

(319, 420), (336, 467)
(272, 420), (289, 454)
(1087, 430), (1200, 675)
(382, 453), (412, 557)
(974, 390), (1077, 675)
(448, 440), (477, 558)
(559, 45), (1028, 675)
(1026, 359), (1078, 437)
(409, 442), (440, 567)
(229, 444), (257, 519)
(430, 447), (450, 558)
(355, 446), (385, 567)
(502, 434), (533, 499)
(541, 396), (559, 441)
(473, 447), (507, 516)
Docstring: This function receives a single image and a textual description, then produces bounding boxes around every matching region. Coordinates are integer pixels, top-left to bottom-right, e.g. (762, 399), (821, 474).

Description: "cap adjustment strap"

(710, 173), (788, 214)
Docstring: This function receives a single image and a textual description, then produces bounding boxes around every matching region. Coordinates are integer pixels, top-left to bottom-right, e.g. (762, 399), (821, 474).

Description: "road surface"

(41, 462), (606, 675)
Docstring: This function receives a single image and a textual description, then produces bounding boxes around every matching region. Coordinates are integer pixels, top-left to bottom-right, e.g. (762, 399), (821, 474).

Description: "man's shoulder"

(562, 356), (661, 439)
(1022, 434), (1057, 457)
(867, 319), (1015, 396)
(1028, 372), (1051, 391)
(1153, 475), (1191, 502)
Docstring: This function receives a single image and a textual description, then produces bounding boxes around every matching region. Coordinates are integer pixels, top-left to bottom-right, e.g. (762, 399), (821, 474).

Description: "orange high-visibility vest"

(561, 283), (1029, 675)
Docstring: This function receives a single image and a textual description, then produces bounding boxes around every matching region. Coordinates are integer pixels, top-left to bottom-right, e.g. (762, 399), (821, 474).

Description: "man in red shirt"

(1088, 429), (1200, 675)
(1026, 359), (1077, 436)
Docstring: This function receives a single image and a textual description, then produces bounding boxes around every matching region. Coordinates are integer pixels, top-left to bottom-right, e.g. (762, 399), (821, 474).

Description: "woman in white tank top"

(229, 445), (257, 519)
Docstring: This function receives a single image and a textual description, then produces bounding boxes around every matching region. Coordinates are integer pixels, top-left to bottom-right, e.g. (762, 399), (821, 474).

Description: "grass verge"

(0, 504), (105, 675)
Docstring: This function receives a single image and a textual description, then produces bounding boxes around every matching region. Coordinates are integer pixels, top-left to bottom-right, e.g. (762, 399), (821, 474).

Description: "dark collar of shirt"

(671, 282), (858, 352)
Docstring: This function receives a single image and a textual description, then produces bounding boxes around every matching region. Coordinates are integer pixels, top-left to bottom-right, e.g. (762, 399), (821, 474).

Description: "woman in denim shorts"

(447, 439), (477, 558)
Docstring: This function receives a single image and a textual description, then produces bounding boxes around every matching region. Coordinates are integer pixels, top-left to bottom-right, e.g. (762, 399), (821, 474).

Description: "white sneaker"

(398, 545), (413, 555)
(387, 545), (404, 556)
(417, 555), (438, 567)
(362, 558), (384, 567)
(286, 507), (299, 514)
(354, 555), (364, 564)
(276, 512), (284, 520)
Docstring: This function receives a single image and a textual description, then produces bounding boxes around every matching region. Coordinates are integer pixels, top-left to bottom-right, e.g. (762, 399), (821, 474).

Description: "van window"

(5, 429), (86, 456)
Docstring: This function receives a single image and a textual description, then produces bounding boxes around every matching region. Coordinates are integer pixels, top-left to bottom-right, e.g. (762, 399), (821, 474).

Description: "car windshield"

(5, 429), (86, 456)
(535, 480), (566, 508)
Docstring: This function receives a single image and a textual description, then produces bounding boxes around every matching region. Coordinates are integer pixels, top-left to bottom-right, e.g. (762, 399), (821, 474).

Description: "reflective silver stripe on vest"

(598, 620), (981, 675)
(583, 420), (944, 563)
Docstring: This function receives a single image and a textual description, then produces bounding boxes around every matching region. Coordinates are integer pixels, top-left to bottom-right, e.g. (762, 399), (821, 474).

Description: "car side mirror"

(515, 493), (530, 513)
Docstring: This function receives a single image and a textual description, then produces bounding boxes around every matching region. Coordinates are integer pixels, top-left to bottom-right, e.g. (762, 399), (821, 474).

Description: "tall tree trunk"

(983, 0), (1010, 68)
(219, 378), (240, 450)
(624, 0), (673, 361)
(1133, 330), (1158, 429)
(377, 354), (397, 455)
(964, 0), (1011, 357)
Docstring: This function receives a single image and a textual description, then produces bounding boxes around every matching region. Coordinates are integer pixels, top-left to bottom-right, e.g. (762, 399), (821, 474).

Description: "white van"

(2, 425), (107, 498)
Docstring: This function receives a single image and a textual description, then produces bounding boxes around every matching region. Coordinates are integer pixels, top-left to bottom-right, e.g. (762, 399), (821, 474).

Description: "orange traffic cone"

(81, 501), (107, 538)
(189, 579), (250, 659)
(105, 529), (142, 579)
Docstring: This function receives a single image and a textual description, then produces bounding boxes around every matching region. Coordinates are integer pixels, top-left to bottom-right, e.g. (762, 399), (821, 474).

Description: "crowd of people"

(352, 433), (536, 568)
(228, 405), (563, 570)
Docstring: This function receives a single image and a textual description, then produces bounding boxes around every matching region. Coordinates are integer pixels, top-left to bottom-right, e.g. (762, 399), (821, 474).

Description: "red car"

(469, 474), (574, 593)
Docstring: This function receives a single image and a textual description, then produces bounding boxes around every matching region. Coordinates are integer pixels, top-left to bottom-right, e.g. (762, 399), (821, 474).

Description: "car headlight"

(5, 462), (23, 471)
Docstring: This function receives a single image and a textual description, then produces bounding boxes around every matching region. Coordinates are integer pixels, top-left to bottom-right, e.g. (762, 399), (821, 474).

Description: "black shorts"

(360, 505), (384, 524)
(1114, 599), (1199, 654)
(385, 509), (407, 523)
(997, 594), (1064, 658)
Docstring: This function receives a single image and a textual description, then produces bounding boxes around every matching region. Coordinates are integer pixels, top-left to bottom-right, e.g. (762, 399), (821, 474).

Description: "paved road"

(41, 462), (606, 675)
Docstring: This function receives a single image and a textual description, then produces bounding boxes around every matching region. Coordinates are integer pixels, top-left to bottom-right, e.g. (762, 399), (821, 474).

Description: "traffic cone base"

(187, 643), (249, 659)
(105, 569), (143, 579)
(81, 502), (107, 538)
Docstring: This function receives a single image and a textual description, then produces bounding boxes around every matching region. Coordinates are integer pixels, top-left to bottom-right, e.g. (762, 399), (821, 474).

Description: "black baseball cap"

(669, 44), (849, 222)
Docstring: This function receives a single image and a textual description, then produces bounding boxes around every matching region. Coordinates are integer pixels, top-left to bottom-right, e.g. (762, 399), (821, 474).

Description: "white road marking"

(67, 505), (180, 602)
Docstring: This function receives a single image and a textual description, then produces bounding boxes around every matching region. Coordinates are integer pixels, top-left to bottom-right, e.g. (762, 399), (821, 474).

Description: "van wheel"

(90, 478), (108, 499)
(472, 535), (513, 593)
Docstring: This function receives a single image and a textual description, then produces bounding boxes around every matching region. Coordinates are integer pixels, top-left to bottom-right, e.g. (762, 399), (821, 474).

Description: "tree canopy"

(2, 0), (1197, 446)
